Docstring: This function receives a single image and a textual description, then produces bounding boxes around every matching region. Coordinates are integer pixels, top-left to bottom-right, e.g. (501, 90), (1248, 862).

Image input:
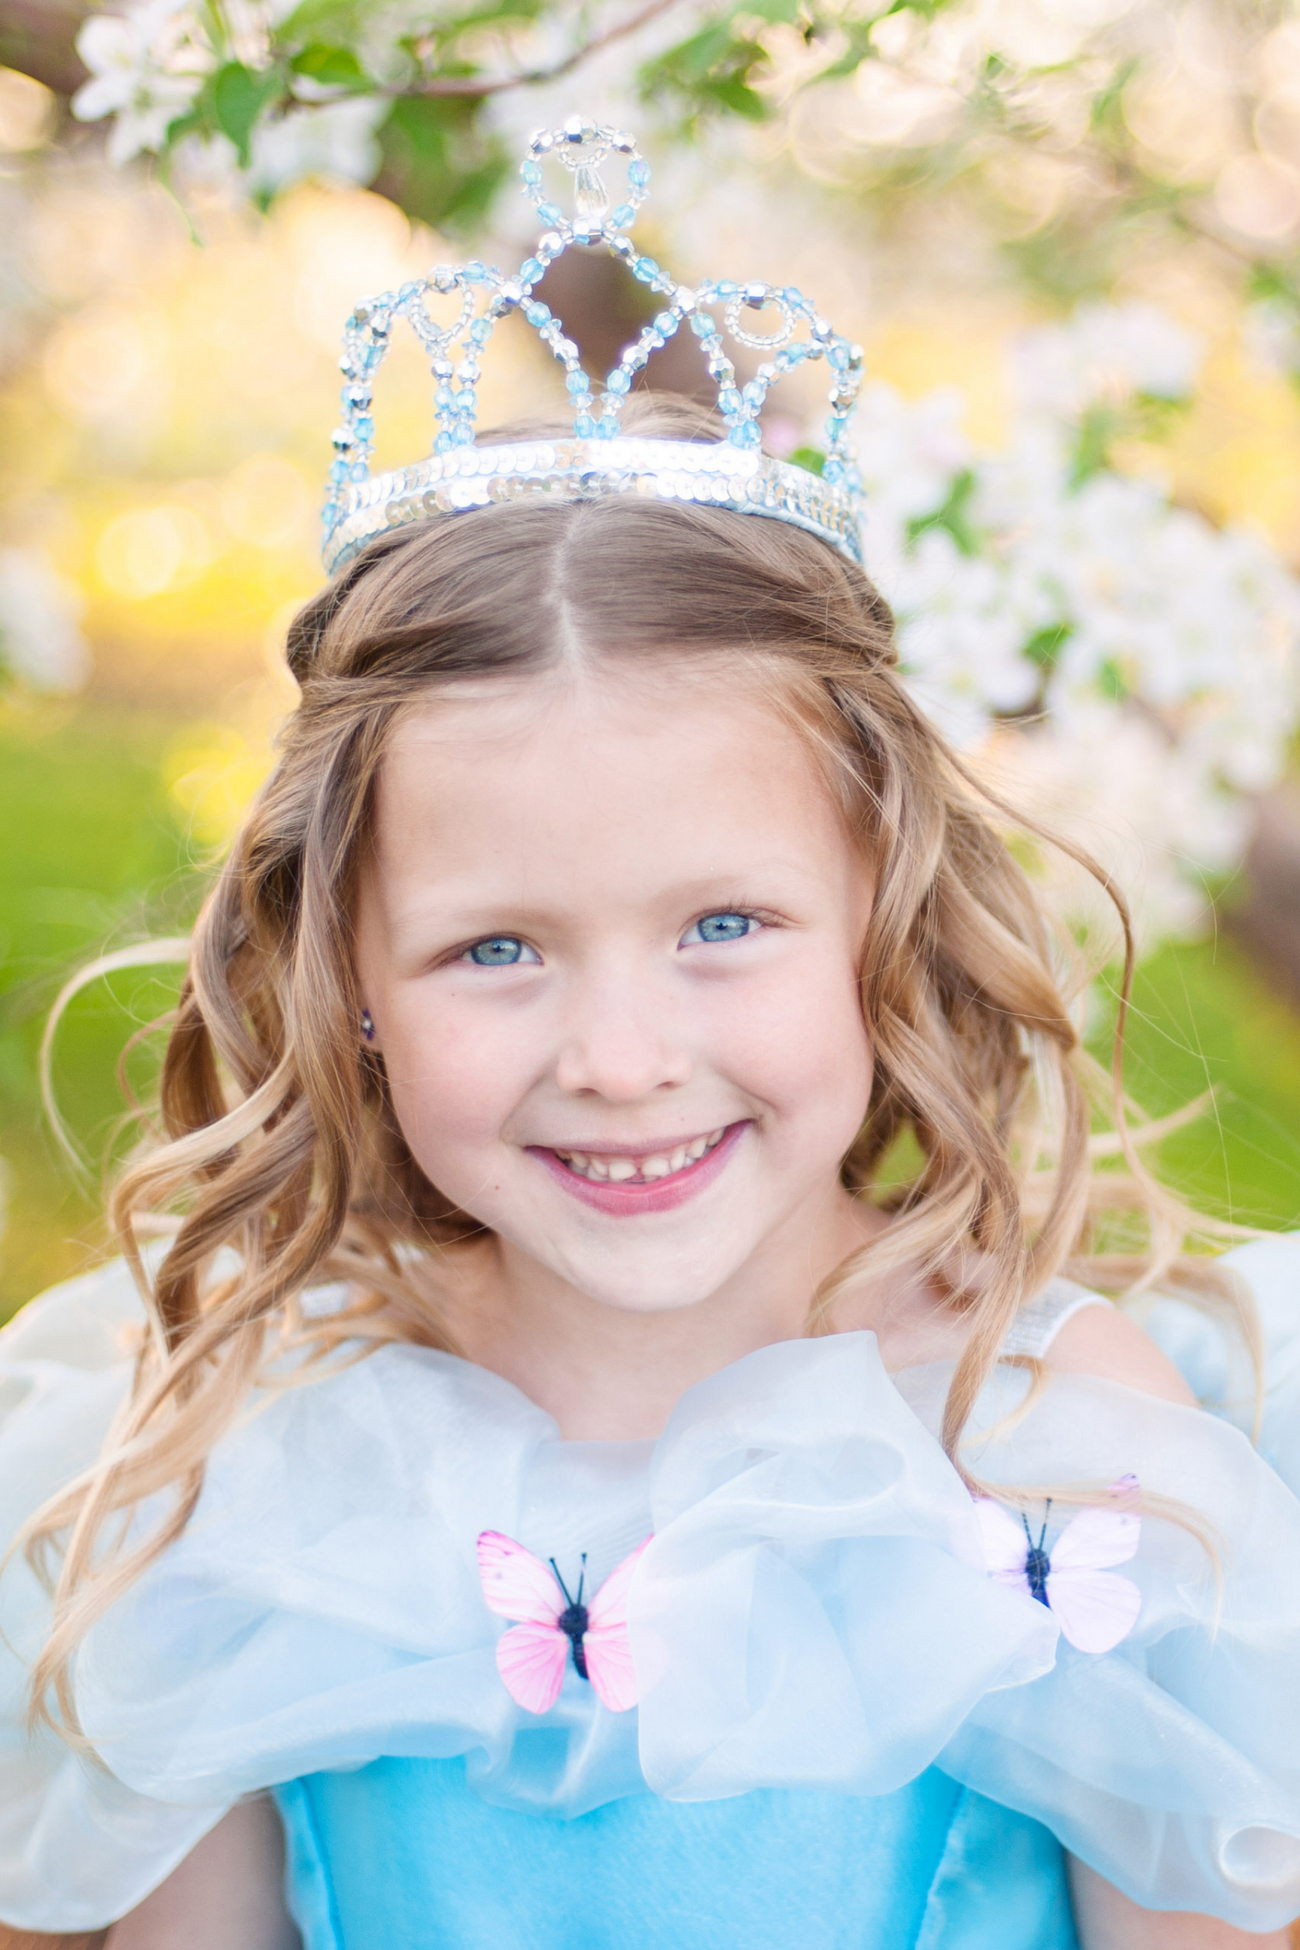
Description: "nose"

(554, 971), (692, 1102)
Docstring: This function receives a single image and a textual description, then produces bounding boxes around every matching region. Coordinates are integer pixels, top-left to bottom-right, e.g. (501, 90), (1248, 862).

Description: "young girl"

(3, 118), (1300, 1950)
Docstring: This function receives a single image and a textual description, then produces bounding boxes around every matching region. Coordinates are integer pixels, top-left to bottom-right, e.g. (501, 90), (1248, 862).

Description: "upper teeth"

(553, 1129), (727, 1182)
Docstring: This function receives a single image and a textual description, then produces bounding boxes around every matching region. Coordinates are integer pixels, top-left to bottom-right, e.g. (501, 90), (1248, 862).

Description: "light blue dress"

(274, 1759), (1077, 1950)
(1, 1239), (1300, 1942)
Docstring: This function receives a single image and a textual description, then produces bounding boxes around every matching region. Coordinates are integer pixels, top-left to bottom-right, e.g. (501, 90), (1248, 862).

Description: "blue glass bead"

(653, 311), (678, 337)
(464, 261), (486, 283)
(435, 432), (453, 454)
(595, 416), (619, 437)
(782, 286), (804, 306)
(523, 300), (550, 327)
(519, 257), (545, 286)
(828, 342), (850, 371)
(537, 202), (563, 226)
(823, 456), (845, 483)
(435, 385), (455, 410)
(454, 421), (475, 445)
(717, 280), (738, 298)
(354, 414), (374, 440)
(521, 160), (542, 183)
(469, 318), (492, 344)
(717, 386), (742, 415)
(742, 381), (765, 407)
(633, 256), (659, 282)
(574, 413), (596, 437)
(628, 158), (650, 186)
(566, 369), (590, 393)
(828, 415), (848, 440)
(689, 313), (714, 338)
(729, 420), (762, 448)
(610, 204), (635, 228)
(349, 460), (368, 479)
(329, 458), (349, 484)
(607, 368), (632, 394)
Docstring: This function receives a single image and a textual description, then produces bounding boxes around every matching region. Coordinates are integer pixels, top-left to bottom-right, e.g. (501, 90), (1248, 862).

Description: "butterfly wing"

(1049, 1499), (1140, 1575)
(495, 1620), (570, 1714)
(477, 1530), (565, 1625)
(582, 1537), (651, 1715)
(972, 1498), (1032, 1594)
(1045, 1567), (1142, 1654)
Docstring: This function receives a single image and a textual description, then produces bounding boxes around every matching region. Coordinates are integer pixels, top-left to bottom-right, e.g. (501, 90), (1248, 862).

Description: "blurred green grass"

(2, 699), (1299, 1324)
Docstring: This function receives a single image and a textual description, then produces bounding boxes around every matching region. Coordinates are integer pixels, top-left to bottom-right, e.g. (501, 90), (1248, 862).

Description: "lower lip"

(528, 1123), (748, 1217)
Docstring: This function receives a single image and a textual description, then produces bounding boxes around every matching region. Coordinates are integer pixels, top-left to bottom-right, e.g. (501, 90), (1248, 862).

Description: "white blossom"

(245, 99), (388, 197)
(851, 303), (1300, 948)
(72, 1), (212, 165)
(1012, 299), (1203, 418)
(0, 549), (91, 692)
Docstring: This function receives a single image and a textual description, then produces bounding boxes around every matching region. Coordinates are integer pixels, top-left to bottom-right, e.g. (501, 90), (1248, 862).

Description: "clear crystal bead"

(574, 165), (609, 219)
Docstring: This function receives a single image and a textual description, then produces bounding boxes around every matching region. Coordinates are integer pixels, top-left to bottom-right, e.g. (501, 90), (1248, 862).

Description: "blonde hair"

(26, 397), (1251, 1729)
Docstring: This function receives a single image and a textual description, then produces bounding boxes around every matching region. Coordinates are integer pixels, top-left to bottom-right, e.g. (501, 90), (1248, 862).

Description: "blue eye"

(682, 911), (756, 946)
(463, 936), (538, 966)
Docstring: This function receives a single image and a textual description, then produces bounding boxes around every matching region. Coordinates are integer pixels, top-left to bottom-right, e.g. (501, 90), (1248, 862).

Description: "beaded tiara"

(322, 116), (865, 576)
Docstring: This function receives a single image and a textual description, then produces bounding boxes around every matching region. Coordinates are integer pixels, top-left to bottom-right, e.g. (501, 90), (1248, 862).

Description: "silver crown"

(322, 115), (865, 575)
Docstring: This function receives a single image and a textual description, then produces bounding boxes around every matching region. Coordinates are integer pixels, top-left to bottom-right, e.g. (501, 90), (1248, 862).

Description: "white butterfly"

(973, 1475), (1142, 1654)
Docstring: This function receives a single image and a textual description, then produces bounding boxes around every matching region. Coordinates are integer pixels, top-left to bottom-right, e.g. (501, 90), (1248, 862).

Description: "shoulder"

(1045, 1299), (1198, 1406)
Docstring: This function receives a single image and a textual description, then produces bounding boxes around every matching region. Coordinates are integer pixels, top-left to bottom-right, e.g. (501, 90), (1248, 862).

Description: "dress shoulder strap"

(1000, 1278), (1112, 1360)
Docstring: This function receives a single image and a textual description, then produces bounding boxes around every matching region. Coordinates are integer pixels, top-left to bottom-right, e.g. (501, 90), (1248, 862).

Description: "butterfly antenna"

(549, 1557), (574, 1607)
(576, 1552), (587, 1607)
(1021, 1512), (1035, 1548)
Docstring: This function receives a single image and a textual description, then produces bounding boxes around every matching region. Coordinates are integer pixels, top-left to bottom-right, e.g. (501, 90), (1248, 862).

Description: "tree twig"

(407, 0), (685, 99)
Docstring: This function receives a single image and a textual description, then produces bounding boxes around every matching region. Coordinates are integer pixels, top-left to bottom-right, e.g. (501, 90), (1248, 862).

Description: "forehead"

(367, 665), (859, 908)
(377, 667), (834, 836)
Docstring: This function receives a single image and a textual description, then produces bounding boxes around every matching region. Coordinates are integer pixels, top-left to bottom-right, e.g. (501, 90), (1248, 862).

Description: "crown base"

(322, 437), (863, 577)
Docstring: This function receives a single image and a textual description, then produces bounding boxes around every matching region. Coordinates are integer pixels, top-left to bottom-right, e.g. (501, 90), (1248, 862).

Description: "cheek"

(376, 989), (533, 1170)
(707, 952), (873, 1139)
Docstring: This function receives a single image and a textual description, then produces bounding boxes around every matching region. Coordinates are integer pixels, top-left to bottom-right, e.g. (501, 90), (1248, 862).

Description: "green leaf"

(703, 73), (768, 117)
(212, 62), (282, 168)
(376, 98), (508, 234)
(1023, 622), (1071, 672)
(790, 445), (826, 476)
(290, 43), (369, 88)
(906, 468), (979, 555)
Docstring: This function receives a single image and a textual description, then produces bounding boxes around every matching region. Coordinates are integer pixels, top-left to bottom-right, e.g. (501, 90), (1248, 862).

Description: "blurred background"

(4, 0), (1300, 1323)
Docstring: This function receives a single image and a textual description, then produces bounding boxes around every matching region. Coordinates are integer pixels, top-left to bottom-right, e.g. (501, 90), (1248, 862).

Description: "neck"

(435, 1188), (886, 1440)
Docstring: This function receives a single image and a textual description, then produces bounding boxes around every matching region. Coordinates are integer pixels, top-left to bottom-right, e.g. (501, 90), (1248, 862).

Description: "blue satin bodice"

(275, 1759), (1078, 1950)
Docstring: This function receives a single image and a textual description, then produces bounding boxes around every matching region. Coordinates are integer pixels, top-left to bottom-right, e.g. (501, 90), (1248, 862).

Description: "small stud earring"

(360, 1008), (376, 1042)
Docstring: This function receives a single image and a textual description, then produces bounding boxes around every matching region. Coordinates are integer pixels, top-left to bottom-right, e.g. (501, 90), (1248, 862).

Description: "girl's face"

(355, 665), (875, 1315)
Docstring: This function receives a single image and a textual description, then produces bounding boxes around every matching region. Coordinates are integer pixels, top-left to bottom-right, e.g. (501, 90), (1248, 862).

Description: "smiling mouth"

(548, 1128), (728, 1186)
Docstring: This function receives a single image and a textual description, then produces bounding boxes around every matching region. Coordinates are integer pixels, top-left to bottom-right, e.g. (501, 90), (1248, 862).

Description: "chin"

(538, 1236), (759, 1316)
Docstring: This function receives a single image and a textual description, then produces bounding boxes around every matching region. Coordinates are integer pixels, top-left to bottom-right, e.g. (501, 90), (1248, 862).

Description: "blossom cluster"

(71, 0), (385, 194)
(854, 303), (1300, 947)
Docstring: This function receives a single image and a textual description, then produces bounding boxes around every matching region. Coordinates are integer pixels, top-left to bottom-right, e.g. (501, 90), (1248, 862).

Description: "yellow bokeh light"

(95, 506), (216, 599)
(42, 304), (167, 425)
(219, 455), (314, 551)
(0, 68), (55, 152)
(163, 722), (276, 851)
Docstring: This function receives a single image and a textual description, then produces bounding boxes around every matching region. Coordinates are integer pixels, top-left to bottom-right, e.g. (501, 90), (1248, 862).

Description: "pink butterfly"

(973, 1476), (1142, 1654)
(476, 1531), (650, 1715)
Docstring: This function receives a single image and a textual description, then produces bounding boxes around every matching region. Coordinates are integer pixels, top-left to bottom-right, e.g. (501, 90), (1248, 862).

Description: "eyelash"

(455, 910), (770, 968)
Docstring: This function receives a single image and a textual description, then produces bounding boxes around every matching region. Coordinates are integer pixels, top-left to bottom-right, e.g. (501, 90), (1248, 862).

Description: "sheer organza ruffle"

(0, 1241), (1298, 1930)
